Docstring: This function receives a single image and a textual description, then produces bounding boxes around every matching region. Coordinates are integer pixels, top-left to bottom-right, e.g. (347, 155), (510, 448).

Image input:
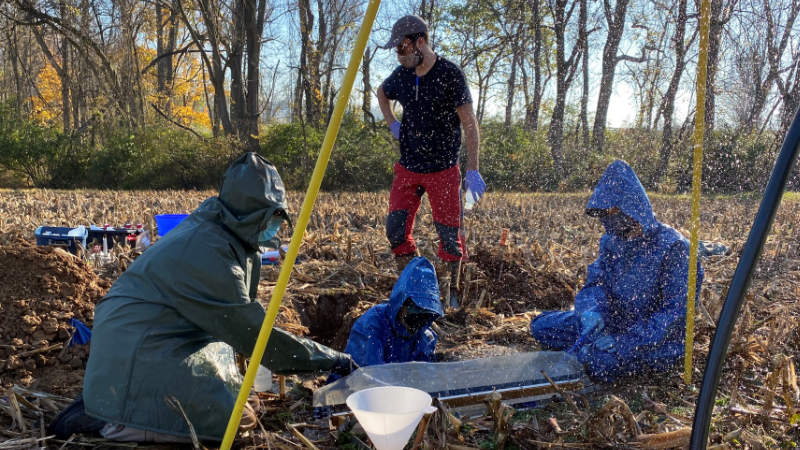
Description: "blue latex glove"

(68, 318), (92, 346)
(579, 311), (604, 339)
(388, 121), (401, 140)
(465, 170), (486, 202)
(594, 335), (615, 352)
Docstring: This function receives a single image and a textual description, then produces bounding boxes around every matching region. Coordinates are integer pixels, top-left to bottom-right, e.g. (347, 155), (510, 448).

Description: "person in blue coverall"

(530, 160), (703, 382)
(345, 256), (444, 367)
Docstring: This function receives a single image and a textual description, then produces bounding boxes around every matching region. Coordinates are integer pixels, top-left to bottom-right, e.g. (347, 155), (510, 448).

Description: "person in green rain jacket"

(49, 153), (355, 442)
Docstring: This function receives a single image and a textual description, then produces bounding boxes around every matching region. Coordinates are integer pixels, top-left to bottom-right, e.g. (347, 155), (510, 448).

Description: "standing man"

(377, 15), (485, 308)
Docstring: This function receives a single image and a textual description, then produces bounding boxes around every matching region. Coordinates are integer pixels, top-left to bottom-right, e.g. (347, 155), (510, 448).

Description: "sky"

(258, 2), (701, 129)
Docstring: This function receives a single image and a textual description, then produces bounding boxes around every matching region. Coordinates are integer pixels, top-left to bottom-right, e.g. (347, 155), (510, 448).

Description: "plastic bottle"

(253, 365), (273, 392)
(464, 188), (476, 211)
(135, 229), (151, 252)
(102, 224), (111, 254)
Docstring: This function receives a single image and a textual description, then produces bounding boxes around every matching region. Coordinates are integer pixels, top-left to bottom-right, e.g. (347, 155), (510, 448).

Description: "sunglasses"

(396, 39), (412, 54)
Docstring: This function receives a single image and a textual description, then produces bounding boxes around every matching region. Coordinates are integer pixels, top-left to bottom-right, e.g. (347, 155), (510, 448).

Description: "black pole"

(690, 106), (800, 449)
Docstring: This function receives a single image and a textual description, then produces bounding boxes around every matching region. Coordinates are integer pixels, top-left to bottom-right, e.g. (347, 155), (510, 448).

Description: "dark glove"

(330, 353), (359, 377)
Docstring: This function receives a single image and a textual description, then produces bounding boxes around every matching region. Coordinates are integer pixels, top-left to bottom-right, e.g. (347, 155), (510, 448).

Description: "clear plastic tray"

(313, 351), (586, 416)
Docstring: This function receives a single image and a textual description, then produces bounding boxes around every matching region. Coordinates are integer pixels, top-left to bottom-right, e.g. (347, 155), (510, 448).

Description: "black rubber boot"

(448, 260), (462, 309)
(48, 395), (106, 439)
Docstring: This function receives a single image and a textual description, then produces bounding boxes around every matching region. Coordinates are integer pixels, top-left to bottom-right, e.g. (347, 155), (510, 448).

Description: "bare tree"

(155, 0), (179, 114)
(702, 0), (738, 134)
(523, 0), (548, 132)
(655, 0), (694, 185)
(445, 1), (503, 125)
(547, 0), (582, 180)
(591, 0), (649, 153)
(361, 45), (377, 123)
(626, 3), (671, 131)
(177, 0), (233, 135)
(578, 0), (591, 148)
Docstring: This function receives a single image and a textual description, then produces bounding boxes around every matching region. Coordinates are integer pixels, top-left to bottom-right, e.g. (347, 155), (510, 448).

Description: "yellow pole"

(220, 1), (382, 447)
(684, 0), (711, 385)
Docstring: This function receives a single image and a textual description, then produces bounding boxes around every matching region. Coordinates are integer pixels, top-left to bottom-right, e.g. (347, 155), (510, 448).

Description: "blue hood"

(387, 257), (443, 327)
(342, 256), (442, 369)
(586, 160), (659, 236)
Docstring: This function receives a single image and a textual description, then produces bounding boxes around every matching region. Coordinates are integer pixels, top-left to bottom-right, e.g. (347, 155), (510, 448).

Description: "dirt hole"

(290, 293), (376, 351)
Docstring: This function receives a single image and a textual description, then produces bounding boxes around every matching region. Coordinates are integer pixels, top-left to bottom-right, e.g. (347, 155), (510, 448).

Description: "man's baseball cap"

(379, 15), (428, 49)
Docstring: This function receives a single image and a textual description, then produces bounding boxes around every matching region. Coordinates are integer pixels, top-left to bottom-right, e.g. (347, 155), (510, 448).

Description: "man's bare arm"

(456, 103), (480, 172)
(377, 85), (398, 125)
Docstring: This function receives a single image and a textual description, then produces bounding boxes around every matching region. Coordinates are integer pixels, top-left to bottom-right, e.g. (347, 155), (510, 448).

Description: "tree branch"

(151, 103), (207, 141)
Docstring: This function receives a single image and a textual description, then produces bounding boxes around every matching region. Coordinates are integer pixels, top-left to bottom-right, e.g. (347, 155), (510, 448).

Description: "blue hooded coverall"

(530, 160), (703, 382)
(345, 257), (444, 367)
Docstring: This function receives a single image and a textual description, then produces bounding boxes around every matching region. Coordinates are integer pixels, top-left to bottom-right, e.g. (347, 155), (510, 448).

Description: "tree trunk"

(298, 0), (323, 125)
(118, 0), (140, 126)
(704, 0), (723, 134)
(60, 34), (71, 132)
(30, 23), (72, 129)
(188, 0), (233, 134)
(362, 46), (376, 123)
(779, 69), (800, 132)
(243, 0), (269, 151)
(656, 0), (688, 186)
(524, 0), (543, 132)
(504, 33), (519, 128)
(547, 0), (581, 181)
(579, 0), (589, 149)
(764, 0), (800, 134)
(229, 0), (246, 140)
(155, 0), (178, 113)
(6, 27), (23, 114)
(592, 0), (630, 154)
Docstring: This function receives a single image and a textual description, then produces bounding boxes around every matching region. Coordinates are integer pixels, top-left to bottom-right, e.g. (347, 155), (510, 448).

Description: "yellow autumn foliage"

(30, 64), (62, 125)
(30, 45), (211, 130)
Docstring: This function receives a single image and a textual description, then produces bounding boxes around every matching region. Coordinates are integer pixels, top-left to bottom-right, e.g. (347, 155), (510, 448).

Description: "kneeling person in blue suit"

(345, 257), (444, 368)
(530, 160), (703, 382)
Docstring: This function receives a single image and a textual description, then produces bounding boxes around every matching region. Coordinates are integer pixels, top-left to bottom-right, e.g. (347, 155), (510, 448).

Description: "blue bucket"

(155, 214), (189, 237)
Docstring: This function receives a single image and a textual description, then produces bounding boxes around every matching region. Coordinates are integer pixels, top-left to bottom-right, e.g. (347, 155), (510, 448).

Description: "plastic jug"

(464, 188), (476, 211)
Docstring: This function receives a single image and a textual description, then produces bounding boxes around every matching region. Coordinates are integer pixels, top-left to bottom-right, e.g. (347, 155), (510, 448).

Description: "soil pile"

(468, 243), (576, 313)
(0, 241), (110, 395)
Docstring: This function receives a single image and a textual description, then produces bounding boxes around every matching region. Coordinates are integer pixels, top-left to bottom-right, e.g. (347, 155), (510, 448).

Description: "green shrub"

(259, 113), (396, 191)
(478, 121), (555, 191)
(1, 96), (796, 194)
(85, 127), (234, 189)
(0, 102), (88, 188)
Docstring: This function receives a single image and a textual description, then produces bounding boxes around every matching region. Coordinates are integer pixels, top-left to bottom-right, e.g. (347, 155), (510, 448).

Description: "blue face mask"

(600, 213), (638, 239)
(258, 215), (284, 247)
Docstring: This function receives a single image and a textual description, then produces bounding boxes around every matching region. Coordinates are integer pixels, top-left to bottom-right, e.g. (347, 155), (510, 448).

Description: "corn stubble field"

(0, 188), (798, 449)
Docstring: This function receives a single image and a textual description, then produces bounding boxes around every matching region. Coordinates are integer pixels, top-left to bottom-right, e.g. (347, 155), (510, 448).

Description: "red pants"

(386, 163), (463, 262)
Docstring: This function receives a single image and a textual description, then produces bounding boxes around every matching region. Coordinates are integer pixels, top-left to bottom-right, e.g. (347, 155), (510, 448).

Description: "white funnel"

(346, 386), (436, 450)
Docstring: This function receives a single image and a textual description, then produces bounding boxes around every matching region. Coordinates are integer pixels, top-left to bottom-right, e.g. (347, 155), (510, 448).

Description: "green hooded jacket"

(83, 153), (345, 440)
